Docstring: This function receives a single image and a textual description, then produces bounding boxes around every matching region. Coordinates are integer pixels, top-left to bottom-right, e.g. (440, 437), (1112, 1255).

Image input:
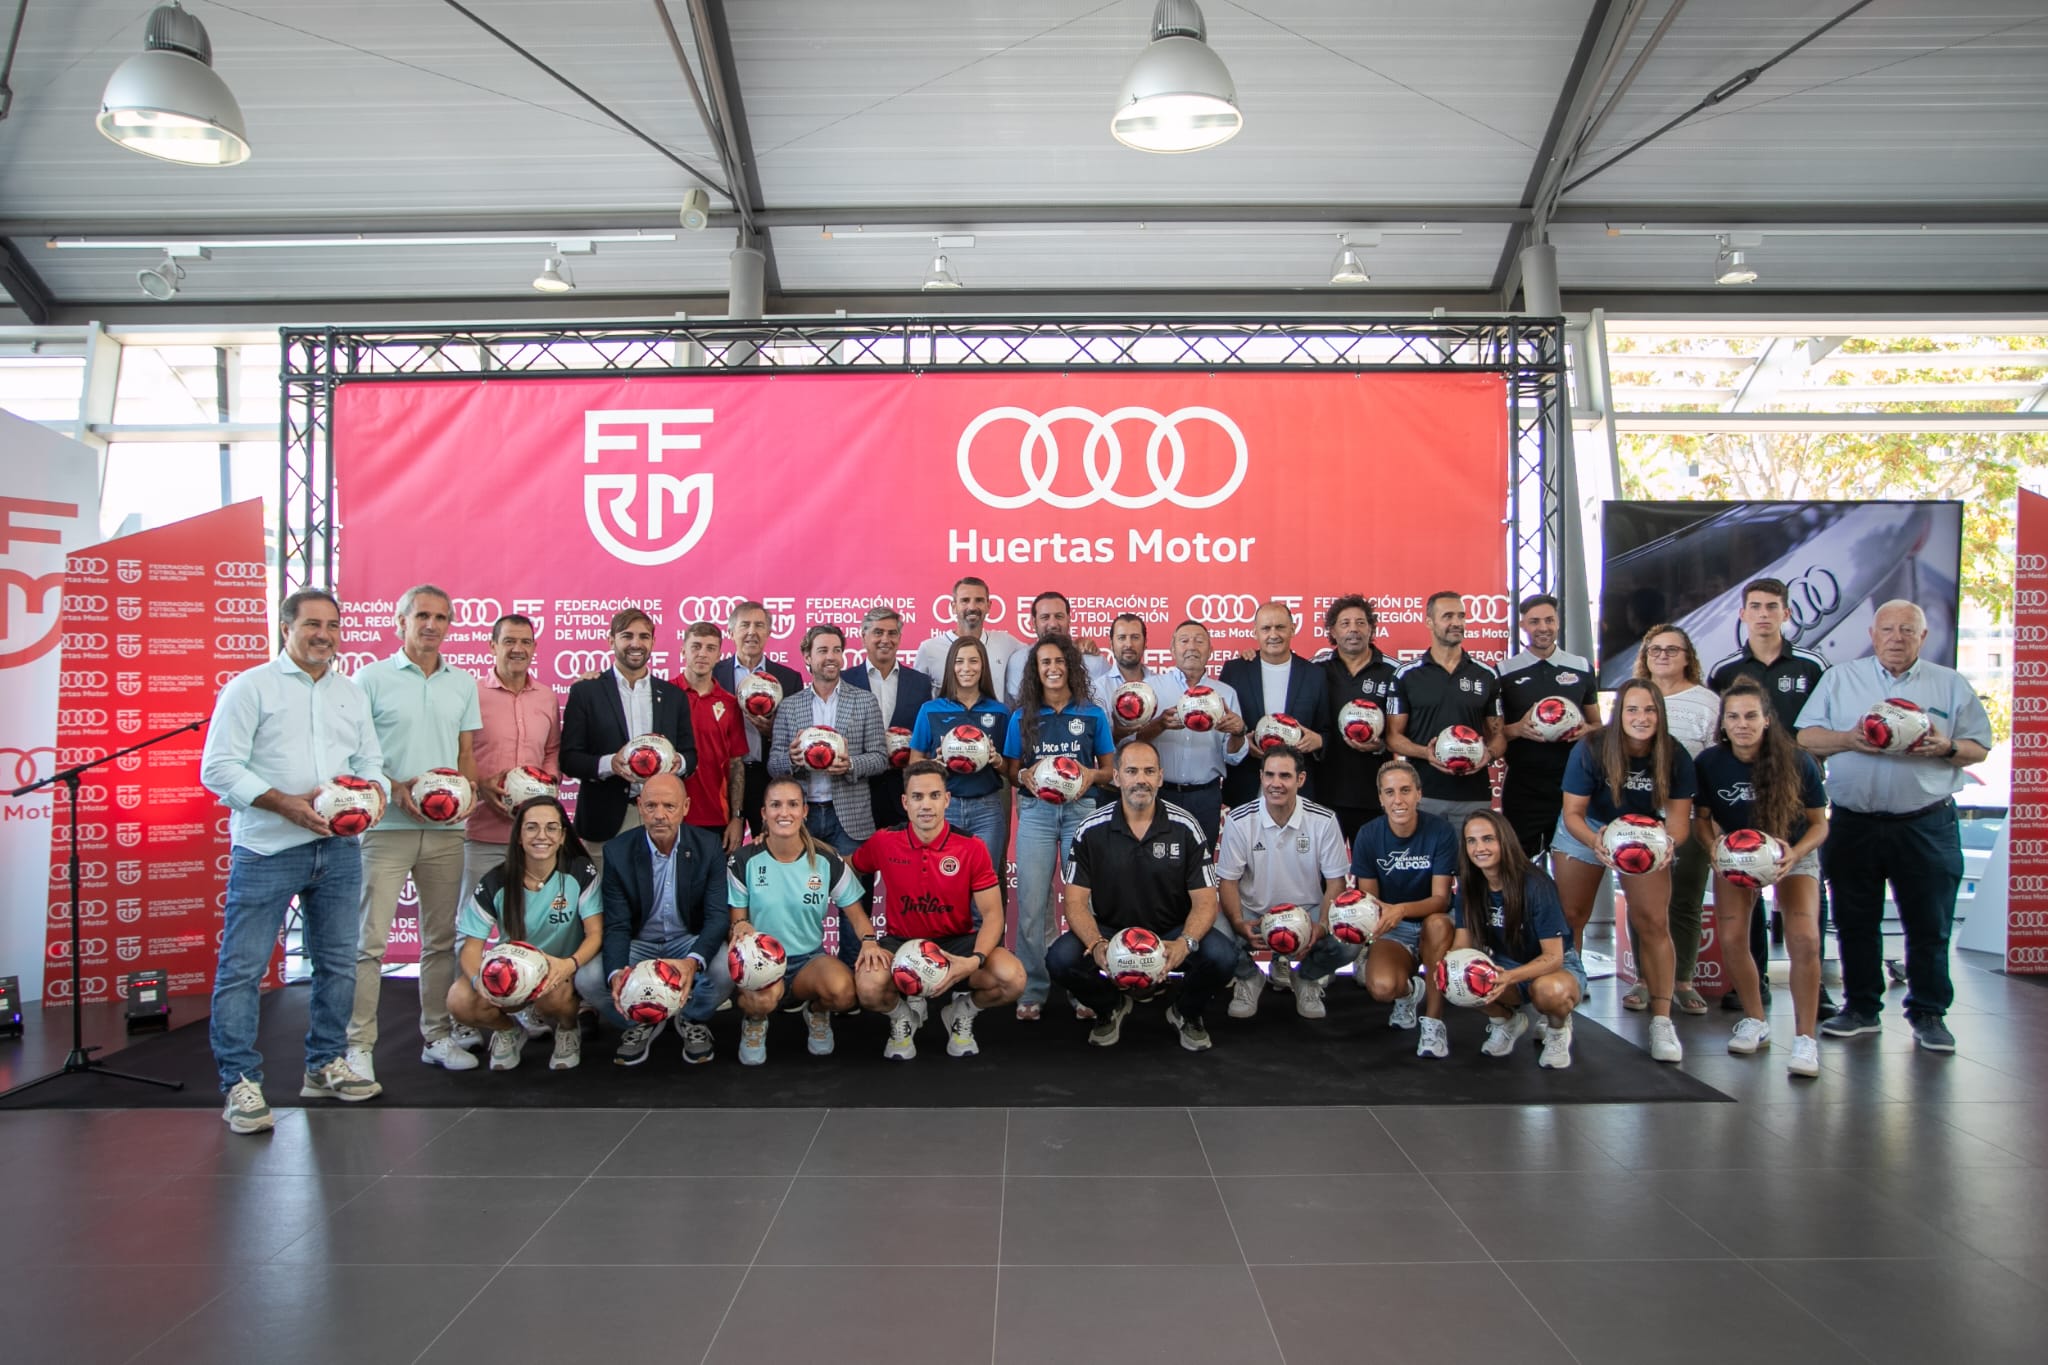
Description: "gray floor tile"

(713, 1266), (995, 1365)
(2000, 1255), (2048, 1293)
(1001, 1175), (1242, 1265)
(1373, 1105), (1627, 1173)
(1220, 1171), (1487, 1264)
(395, 1108), (647, 1178)
(512, 1176), (787, 1266)
(592, 1108), (825, 1177)
(1921, 1100), (2048, 1164)
(1501, 1259), (1866, 1365)
(1565, 1101), (1800, 1170)
(1193, 1106), (1415, 1175)
(996, 1265), (1281, 1365)
(271, 1174), (581, 1264)
(183, 1106), (468, 1175)
(1756, 1257), (2048, 1365)
(1645, 1167), (1973, 1259)
(1666, 1053), (1894, 1106)
(1431, 1170), (1731, 1260)
(1004, 1106), (1208, 1175)
(132, 1262), (496, 1365)
(1742, 1097), (2031, 1166)
(800, 1108), (1007, 1176)
(758, 1175), (1002, 1265)
(1845, 1162), (2048, 1260)
(0, 1173), (375, 1267)
(1852, 1049), (2048, 1102)
(426, 1266), (745, 1365)
(60, 1108), (270, 1179)
(0, 1262), (226, 1364)
(1255, 1262), (1575, 1364)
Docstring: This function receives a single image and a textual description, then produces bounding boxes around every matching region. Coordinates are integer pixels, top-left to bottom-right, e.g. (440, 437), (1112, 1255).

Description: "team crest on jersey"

(1459, 677), (1474, 692)
(939, 856), (960, 876)
(1068, 718), (1086, 735)
(1778, 677), (1794, 691)
(551, 892), (569, 911)
(1153, 845), (1167, 859)
(1297, 834), (1311, 852)
(1556, 671), (1580, 684)
(806, 874), (823, 891)
(713, 701), (727, 721)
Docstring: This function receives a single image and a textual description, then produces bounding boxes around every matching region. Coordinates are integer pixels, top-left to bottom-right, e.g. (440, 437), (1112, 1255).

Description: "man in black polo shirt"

(1499, 594), (1601, 859)
(1318, 594), (1400, 847)
(1387, 590), (1504, 825)
(1045, 738), (1235, 1052)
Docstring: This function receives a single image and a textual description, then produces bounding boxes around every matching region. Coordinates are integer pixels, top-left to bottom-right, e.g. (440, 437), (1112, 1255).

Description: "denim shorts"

(1495, 947), (1589, 1000)
(1378, 917), (1423, 954)
(1551, 816), (1605, 868)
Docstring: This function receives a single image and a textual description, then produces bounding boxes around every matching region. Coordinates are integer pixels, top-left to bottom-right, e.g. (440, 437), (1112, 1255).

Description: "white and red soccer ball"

(886, 727), (914, 768)
(622, 733), (681, 780)
(890, 938), (952, 998)
(1602, 813), (1673, 875)
(1253, 713), (1307, 753)
(728, 933), (789, 992)
(1432, 948), (1504, 1009)
(1859, 697), (1931, 753)
(1432, 725), (1487, 775)
(1174, 685), (1228, 732)
(477, 941), (551, 1010)
(411, 769), (475, 824)
(738, 673), (784, 718)
(314, 774), (385, 836)
(1327, 888), (1384, 945)
(1338, 699), (1385, 749)
(939, 725), (994, 775)
(1261, 905), (1313, 956)
(502, 765), (560, 807)
(1713, 828), (1791, 889)
(1106, 926), (1169, 990)
(1027, 755), (1090, 804)
(797, 725), (848, 771)
(1525, 697), (1585, 743)
(1112, 680), (1159, 728)
(617, 958), (688, 1025)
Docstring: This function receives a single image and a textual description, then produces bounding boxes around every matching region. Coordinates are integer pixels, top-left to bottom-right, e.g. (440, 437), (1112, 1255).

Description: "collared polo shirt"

(1388, 650), (1501, 802)
(1498, 647), (1599, 790)
(1215, 796), (1349, 919)
(851, 823), (1000, 940)
(681, 681), (748, 828)
(354, 651), (482, 833)
(1795, 654), (1992, 813)
(1709, 643), (1828, 730)
(1065, 799), (1216, 936)
(1318, 649), (1400, 807)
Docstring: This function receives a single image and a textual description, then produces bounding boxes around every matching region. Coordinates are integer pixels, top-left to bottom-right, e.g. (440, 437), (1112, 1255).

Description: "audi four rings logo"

(74, 823), (108, 843)
(1462, 595), (1511, 626)
(2015, 696), (2048, 716)
(448, 598), (502, 628)
(70, 557), (109, 576)
(1186, 594), (1260, 624)
(2011, 876), (2048, 895)
(215, 561), (265, 580)
(2012, 947), (2048, 968)
(62, 632), (107, 652)
(2015, 732), (2048, 752)
(2019, 661), (2048, 681)
(57, 708), (108, 729)
(957, 405), (1250, 509)
(49, 939), (108, 961)
(2020, 554), (2048, 573)
(2019, 625), (2048, 646)
(2012, 842), (2048, 860)
(217, 634), (269, 653)
(215, 670), (240, 686)
(553, 648), (614, 677)
(58, 670), (108, 691)
(63, 594), (109, 615)
(2018, 589), (2048, 610)
(677, 595), (747, 623)
(1, 746), (57, 785)
(215, 597), (267, 618)
(336, 652), (377, 674)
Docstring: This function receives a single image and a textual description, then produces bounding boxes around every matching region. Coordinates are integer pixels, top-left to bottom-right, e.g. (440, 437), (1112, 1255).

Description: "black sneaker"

(1165, 1005), (1212, 1053)
(1719, 989), (1742, 1012)
(1815, 990), (1838, 1023)
(1909, 1015), (1956, 1053)
(1819, 1008), (1881, 1039)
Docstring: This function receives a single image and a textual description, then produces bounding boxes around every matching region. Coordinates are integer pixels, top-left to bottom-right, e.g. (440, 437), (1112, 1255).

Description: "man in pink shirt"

(463, 613), (564, 899)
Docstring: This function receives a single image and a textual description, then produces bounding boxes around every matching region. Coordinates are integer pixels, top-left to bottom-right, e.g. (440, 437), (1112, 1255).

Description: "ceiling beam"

(689, 0), (778, 297)
(0, 237), (54, 325)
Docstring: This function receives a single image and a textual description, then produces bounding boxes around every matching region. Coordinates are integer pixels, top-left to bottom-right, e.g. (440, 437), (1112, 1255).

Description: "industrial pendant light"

(1110, 0), (1242, 154)
(96, 4), (252, 166)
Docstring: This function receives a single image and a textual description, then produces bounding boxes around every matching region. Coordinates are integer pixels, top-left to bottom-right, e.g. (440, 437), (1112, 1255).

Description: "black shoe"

(1760, 980), (1772, 1008)
(1815, 990), (1838, 1023)
(1909, 1015), (1956, 1053)
(1720, 989), (1742, 1012)
(1165, 1005), (1212, 1053)
(1819, 1008), (1881, 1039)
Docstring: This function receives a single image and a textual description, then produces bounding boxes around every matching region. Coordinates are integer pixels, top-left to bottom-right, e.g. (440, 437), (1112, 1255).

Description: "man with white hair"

(1796, 600), (1991, 1053)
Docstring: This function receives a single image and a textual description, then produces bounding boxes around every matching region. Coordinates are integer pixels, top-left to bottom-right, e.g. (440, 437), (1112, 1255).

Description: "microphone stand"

(2, 722), (203, 1099)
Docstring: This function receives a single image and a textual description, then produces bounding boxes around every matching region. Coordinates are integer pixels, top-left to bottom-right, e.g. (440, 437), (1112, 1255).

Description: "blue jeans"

(573, 931), (734, 1030)
(1046, 926), (1236, 1019)
(806, 803), (866, 963)
(948, 789), (1009, 875)
(210, 837), (361, 1093)
(1013, 792), (1095, 1004)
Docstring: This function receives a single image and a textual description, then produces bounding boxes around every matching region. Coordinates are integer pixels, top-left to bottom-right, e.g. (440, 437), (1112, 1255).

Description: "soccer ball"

(939, 724), (994, 775)
(797, 725), (848, 771)
(617, 958), (688, 1026)
(1601, 813), (1673, 875)
(1174, 684), (1228, 732)
(622, 733), (680, 779)
(1432, 725), (1487, 774)
(1112, 680), (1159, 727)
(728, 933), (789, 992)
(411, 769), (475, 824)
(314, 774), (385, 836)
(1260, 905), (1313, 956)
(1860, 697), (1931, 753)
(1432, 947), (1504, 1009)
(1713, 828), (1791, 890)
(886, 727), (914, 768)
(1327, 888), (1384, 945)
(890, 938), (952, 998)
(1253, 713), (1307, 753)
(477, 941), (551, 1010)
(502, 765), (559, 807)
(1525, 697), (1584, 743)
(1106, 926), (1169, 990)
(1027, 754), (1090, 803)
(738, 672), (783, 718)
(1338, 699), (1385, 749)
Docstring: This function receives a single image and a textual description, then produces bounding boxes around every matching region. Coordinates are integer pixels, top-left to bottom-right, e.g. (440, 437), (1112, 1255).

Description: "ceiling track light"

(532, 254), (575, 293)
(96, 3), (251, 166)
(922, 254), (963, 291)
(1715, 237), (1758, 286)
(1111, 0), (1242, 154)
(1329, 234), (1372, 285)
(137, 253), (184, 300)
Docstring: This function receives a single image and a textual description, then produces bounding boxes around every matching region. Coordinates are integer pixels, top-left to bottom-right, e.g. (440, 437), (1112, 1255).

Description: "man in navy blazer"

(843, 605), (935, 832)
(1219, 601), (1331, 807)
(571, 775), (734, 1066)
(711, 601), (805, 837)
(560, 608), (696, 870)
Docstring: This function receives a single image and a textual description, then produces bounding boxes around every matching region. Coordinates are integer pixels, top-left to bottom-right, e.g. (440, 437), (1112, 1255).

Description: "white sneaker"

(1294, 976), (1327, 1020)
(421, 1036), (480, 1071)
(1416, 1016), (1449, 1058)
(1788, 1034), (1821, 1078)
(488, 1027), (523, 1071)
(1269, 954), (1297, 994)
(222, 1075), (274, 1133)
(1649, 1016), (1684, 1064)
(448, 1024), (484, 1051)
(884, 999), (919, 1061)
(549, 1026), (581, 1070)
(802, 1002), (836, 1056)
(1729, 1017), (1772, 1055)
(515, 1008), (550, 1040)
(345, 1045), (376, 1085)
(1539, 1018), (1574, 1069)
(1391, 976), (1424, 1030)
(738, 1016), (769, 1066)
(1482, 1010), (1530, 1058)
(301, 1055), (381, 1101)
(941, 993), (981, 1057)
(1228, 974), (1263, 1019)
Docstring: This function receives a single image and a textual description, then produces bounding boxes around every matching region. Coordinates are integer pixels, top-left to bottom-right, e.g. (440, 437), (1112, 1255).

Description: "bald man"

(572, 774), (736, 1066)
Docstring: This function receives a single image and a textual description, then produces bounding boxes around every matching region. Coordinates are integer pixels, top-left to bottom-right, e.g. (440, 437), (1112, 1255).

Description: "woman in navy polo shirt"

(908, 636), (1013, 873)
(1451, 808), (1583, 1070)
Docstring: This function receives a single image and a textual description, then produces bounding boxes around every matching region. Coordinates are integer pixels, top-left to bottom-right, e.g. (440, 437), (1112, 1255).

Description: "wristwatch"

(1183, 936), (1198, 954)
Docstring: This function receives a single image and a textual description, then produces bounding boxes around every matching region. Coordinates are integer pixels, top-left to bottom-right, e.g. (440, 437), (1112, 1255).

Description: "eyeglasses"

(1644, 645), (1689, 658)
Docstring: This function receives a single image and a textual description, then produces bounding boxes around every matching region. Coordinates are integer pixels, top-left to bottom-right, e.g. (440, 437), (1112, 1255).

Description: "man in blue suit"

(1219, 601), (1330, 808)
(843, 605), (935, 833)
(560, 607), (696, 876)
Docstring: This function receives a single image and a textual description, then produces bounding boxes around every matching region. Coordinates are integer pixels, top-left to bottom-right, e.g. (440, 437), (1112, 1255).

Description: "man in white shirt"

(1216, 745), (1349, 1020)
(200, 588), (388, 1133)
(1134, 619), (1249, 848)
(915, 576), (1024, 701)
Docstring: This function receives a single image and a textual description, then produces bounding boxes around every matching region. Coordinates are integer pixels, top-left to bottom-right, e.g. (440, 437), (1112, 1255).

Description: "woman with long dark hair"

(1453, 809), (1585, 1069)
(1634, 622), (1721, 1014)
(907, 635), (1013, 872)
(448, 795), (600, 1072)
(1555, 677), (1698, 1063)
(1000, 634), (1115, 1020)
(1694, 679), (1832, 1078)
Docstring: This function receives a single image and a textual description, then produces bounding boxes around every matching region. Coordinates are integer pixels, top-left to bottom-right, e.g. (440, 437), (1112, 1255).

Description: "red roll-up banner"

(2008, 489), (2048, 974)
(44, 502), (274, 1004)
